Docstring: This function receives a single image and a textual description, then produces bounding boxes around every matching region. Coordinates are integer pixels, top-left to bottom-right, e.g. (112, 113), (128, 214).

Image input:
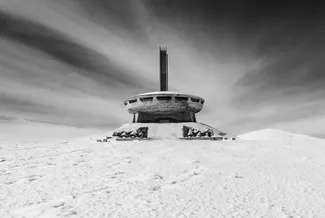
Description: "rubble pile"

(182, 126), (214, 138)
(113, 127), (149, 139)
(97, 136), (112, 142)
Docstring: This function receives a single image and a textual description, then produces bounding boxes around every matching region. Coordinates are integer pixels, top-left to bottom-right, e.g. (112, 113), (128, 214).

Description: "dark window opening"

(157, 96), (172, 101)
(129, 99), (137, 103)
(140, 97), (153, 102)
(175, 96), (188, 101)
(191, 98), (200, 102)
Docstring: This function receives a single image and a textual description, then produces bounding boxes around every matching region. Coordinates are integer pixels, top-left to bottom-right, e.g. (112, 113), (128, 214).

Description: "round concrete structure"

(124, 91), (205, 115)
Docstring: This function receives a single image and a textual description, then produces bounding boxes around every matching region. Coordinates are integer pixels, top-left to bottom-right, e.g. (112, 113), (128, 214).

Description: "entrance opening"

(159, 119), (170, 123)
(136, 112), (196, 123)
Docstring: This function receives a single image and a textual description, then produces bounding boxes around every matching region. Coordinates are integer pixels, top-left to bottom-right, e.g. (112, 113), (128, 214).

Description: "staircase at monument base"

(155, 123), (177, 139)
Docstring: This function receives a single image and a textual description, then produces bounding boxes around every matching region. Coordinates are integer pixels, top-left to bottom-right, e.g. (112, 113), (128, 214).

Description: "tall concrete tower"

(159, 47), (168, 91)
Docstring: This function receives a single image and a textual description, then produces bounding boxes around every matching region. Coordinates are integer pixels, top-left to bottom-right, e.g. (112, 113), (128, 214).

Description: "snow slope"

(0, 119), (99, 144)
(1, 129), (325, 217)
(239, 128), (325, 145)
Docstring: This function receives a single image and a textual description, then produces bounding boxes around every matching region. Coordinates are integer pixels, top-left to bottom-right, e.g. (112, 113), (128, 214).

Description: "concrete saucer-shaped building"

(112, 47), (236, 140)
(124, 91), (204, 123)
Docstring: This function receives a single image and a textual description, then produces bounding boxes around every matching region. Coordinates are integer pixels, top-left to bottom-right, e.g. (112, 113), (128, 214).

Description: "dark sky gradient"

(0, 0), (325, 137)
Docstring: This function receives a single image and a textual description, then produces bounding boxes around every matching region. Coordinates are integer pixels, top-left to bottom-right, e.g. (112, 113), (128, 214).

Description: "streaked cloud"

(0, 0), (324, 137)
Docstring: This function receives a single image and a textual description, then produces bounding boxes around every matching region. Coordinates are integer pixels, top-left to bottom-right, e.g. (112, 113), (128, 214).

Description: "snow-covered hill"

(239, 128), (324, 144)
(1, 128), (325, 217)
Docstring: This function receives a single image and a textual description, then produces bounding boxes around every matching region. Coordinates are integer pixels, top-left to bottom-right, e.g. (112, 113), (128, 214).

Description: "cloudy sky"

(0, 0), (325, 137)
